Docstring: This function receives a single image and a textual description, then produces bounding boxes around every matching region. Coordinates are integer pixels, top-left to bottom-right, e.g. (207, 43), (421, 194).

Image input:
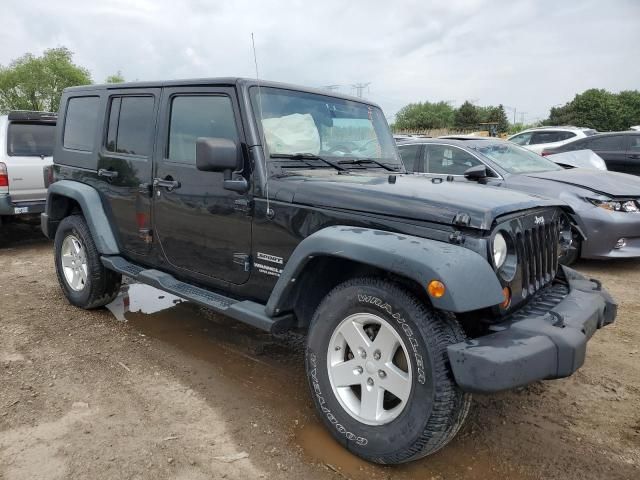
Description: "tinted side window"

(168, 95), (238, 164)
(530, 131), (561, 144)
(562, 138), (587, 151)
(63, 96), (100, 151)
(557, 131), (576, 141)
(589, 135), (625, 151)
(398, 144), (421, 172)
(510, 132), (533, 145)
(425, 145), (482, 175)
(106, 96), (155, 156)
(629, 136), (640, 151)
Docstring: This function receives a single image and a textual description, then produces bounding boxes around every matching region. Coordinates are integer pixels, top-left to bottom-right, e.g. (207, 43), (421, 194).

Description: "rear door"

(97, 89), (160, 255)
(587, 135), (629, 173)
(4, 118), (56, 202)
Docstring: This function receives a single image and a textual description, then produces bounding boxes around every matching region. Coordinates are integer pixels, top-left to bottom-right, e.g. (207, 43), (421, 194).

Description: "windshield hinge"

(234, 198), (253, 215)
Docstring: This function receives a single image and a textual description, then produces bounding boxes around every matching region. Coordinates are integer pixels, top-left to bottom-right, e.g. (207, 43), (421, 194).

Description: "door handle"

(630, 154), (640, 160)
(153, 177), (181, 191)
(98, 168), (118, 179)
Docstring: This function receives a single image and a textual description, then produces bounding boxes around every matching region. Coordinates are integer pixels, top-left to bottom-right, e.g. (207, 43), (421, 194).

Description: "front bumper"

(577, 207), (640, 259)
(447, 266), (616, 393)
(0, 194), (46, 216)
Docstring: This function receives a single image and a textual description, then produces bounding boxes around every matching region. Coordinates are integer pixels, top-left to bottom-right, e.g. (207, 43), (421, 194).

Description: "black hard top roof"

(64, 77), (380, 107)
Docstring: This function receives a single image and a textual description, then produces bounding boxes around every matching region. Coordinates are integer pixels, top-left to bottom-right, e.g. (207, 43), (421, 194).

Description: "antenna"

(251, 33), (271, 217)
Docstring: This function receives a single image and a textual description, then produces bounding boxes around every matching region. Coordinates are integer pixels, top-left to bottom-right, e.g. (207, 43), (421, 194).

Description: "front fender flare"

(265, 226), (504, 315)
(43, 180), (120, 255)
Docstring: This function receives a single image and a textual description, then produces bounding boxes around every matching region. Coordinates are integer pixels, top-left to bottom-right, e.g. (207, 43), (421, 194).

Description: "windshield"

(250, 87), (401, 167)
(474, 142), (563, 174)
(7, 122), (55, 157)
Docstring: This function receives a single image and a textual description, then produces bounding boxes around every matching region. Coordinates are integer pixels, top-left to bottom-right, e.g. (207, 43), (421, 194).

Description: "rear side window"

(7, 123), (55, 157)
(530, 131), (563, 144)
(63, 96), (100, 151)
(168, 95), (238, 164)
(398, 144), (421, 172)
(510, 132), (533, 145)
(106, 96), (155, 156)
(629, 136), (640, 151)
(588, 135), (625, 151)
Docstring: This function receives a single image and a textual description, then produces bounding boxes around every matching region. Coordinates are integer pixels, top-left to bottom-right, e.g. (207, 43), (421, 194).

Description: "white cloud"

(1, 0), (638, 122)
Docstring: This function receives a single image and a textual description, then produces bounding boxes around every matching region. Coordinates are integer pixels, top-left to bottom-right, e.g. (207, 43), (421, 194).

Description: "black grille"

(515, 216), (560, 297)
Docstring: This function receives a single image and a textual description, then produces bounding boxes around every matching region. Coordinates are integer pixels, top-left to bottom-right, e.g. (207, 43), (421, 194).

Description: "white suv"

(0, 111), (56, 229)
(508, 126), (597, 154)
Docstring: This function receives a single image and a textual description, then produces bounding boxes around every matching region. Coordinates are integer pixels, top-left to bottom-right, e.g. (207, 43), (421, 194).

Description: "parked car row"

(508, 125), (640, 175)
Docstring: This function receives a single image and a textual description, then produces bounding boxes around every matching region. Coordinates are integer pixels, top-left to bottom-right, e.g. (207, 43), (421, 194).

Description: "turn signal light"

(501, 287), (511, 309)
(427, 280), (446, 298)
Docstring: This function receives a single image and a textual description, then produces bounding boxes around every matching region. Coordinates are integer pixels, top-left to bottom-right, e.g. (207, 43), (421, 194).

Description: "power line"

(351, 82), (371, 98)
(322, 85), (341, 92)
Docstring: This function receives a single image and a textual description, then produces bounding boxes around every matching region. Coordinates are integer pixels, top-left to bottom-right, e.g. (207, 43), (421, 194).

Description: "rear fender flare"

(43, 180), (119, 255)
(265, 226), (504, 315)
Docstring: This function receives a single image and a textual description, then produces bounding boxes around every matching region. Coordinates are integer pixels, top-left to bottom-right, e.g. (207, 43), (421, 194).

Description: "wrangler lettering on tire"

(305, 277), (471, 464)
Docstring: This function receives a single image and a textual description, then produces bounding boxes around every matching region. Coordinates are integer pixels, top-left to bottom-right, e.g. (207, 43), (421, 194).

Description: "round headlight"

(493, 232), (508, 269)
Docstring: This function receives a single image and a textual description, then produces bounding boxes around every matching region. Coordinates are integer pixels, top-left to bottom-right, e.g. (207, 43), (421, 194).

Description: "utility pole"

(519, 112), (527, 124)
(351, 82), (371, 98)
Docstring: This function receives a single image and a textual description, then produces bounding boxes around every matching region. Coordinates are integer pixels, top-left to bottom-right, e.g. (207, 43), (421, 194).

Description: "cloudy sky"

(2, 0), (639, 122)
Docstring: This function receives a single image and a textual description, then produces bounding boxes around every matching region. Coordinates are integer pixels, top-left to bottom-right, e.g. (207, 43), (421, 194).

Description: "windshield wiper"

(270, 153), (347, 171)
(337, 158), (399, 172)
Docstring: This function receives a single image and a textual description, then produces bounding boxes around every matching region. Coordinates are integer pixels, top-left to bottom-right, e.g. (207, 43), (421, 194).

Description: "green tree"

(545, 88), (640, 131)
(487, 104), (510, 133)
(454, 100), (479, 128)
(617, 90), (640, 129)
(393, 101), (455, 130)
(0, 47), (92, 113)
(105, 71), (125, 83)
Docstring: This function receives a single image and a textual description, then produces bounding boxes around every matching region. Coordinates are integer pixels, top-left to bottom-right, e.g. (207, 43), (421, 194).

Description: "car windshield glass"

(250, 86), (401, 168)
(475, 143), (563, 174)
(7, 122), (55, 157)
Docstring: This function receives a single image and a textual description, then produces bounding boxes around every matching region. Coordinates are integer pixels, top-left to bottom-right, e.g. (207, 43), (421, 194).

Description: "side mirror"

(464, 164), (488, 181)
(195, 137), (248, 193)
(196, 137), (238, 172)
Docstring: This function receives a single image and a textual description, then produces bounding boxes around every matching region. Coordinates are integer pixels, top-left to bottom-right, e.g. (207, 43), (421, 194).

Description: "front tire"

(305, 277), (471, 464)
(54, 214), (121, 309)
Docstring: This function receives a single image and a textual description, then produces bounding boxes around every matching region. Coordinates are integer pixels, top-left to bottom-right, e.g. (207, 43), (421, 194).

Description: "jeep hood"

(271, 172), (562, 230)
(523, 168), (640, 197)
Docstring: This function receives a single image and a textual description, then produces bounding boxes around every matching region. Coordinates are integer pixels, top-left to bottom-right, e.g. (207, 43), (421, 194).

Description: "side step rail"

(101, 255), (294, 333)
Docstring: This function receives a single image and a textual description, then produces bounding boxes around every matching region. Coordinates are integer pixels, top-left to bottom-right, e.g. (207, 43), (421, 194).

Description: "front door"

(152, 86), (251, 285)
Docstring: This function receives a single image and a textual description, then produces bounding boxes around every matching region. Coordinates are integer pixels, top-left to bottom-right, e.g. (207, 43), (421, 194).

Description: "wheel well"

(288, 256), (431, 329)
(49, 194), (82, 218)
(47, 194), (82, 238)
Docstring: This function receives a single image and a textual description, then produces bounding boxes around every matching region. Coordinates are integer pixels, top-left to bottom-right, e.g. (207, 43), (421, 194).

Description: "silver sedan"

(397, 137), (640, 263)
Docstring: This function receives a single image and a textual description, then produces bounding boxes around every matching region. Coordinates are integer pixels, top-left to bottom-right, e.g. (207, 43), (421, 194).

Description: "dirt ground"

(1, 219), (638, 480)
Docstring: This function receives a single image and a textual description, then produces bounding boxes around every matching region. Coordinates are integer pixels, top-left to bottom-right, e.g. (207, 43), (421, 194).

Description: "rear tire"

(305, 277), (471, 464)
(54, 214), (121, 309)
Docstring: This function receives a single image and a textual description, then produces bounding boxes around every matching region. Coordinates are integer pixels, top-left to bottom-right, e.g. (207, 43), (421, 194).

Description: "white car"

(0, 111), (56, 230)
(630, 126), (640, 131)
(508, 126), (597, 154)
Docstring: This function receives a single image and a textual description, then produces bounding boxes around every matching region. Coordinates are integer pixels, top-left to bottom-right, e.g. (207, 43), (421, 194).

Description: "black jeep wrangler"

(42, 78), (616, 464)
